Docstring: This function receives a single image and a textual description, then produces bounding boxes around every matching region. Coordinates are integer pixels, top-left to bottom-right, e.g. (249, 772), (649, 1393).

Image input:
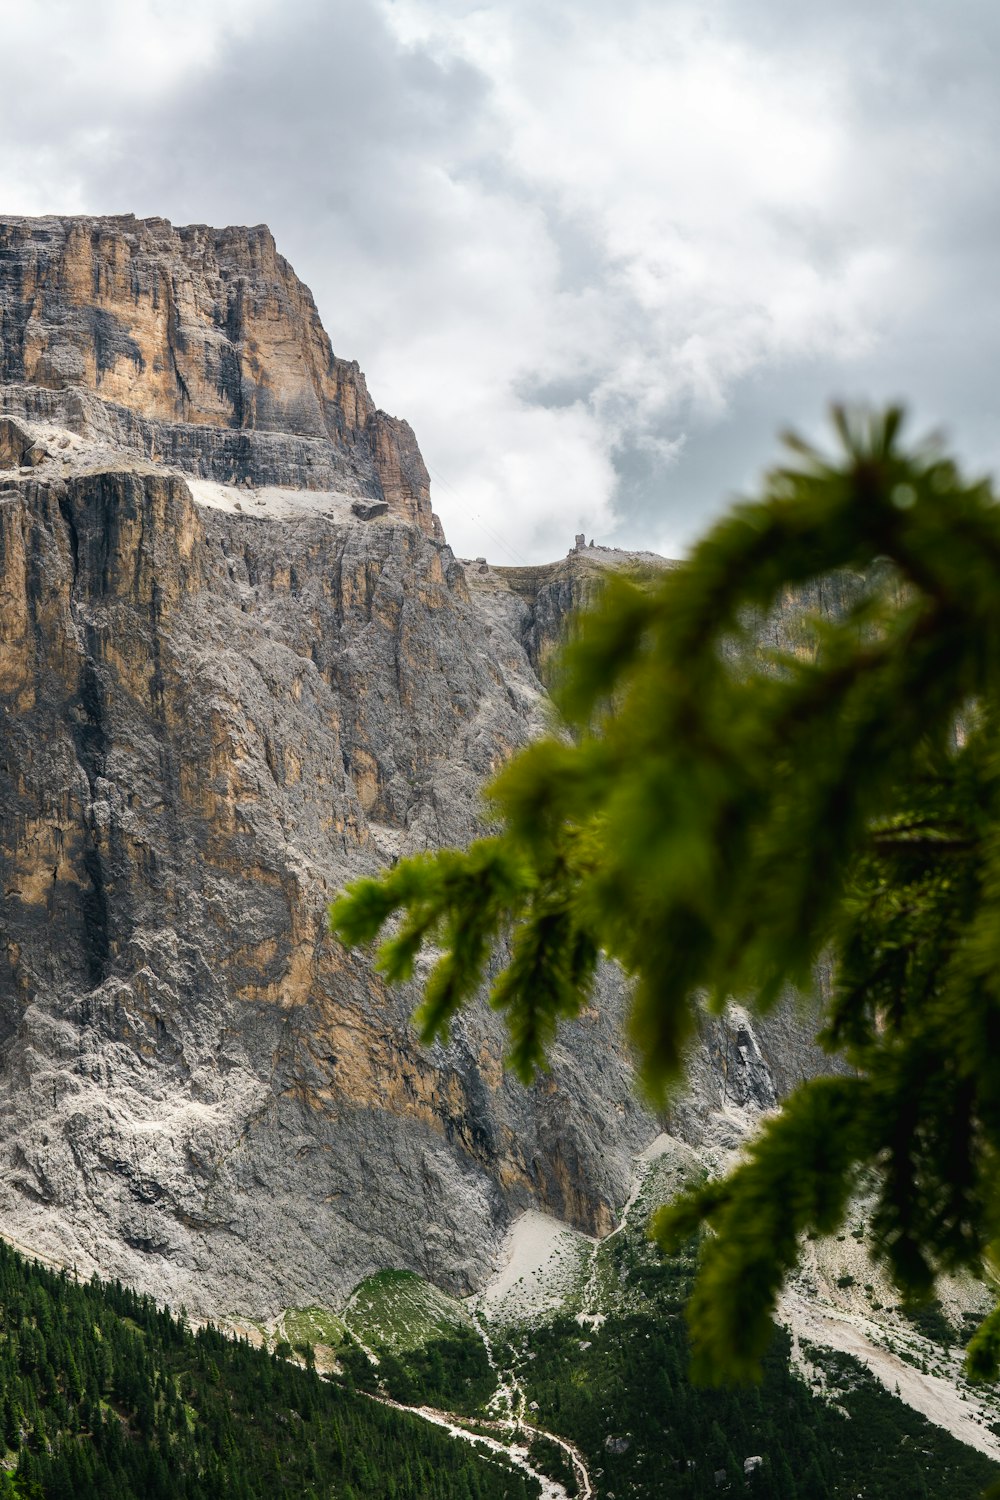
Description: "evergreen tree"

(331, 406), (1000, 1382)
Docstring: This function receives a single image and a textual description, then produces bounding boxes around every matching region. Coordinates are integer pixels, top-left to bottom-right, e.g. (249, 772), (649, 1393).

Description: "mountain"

(0, 214), (658, 1321)
(0, 214), (841, 1325)
(0, 215), (433, 530)
(5, 214), (1000, 1496)
(0, 1236), (546, 1500)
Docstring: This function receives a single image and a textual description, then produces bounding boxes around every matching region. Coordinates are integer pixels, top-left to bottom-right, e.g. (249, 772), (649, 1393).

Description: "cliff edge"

(0, 215), (435, 531)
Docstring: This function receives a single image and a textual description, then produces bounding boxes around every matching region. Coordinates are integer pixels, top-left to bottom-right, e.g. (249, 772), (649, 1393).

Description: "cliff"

(0, 215), (434, 531)
(0, 215), (827, 1320)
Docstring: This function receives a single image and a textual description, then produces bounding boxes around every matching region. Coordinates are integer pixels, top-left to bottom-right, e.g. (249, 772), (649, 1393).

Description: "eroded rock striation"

(0, 214), (826, 1320)
(0, 215), (434, 530)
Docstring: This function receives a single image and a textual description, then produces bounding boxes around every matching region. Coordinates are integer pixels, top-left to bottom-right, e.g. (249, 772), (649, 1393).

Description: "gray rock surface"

(469, 544), (672, 683)
(0, 214), (834, 1320)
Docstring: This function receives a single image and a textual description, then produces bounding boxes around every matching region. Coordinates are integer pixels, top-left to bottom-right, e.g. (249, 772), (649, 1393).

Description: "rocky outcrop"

(0, 216), (435, 531)
(464, 545), (672, 685)
(0, 416), (46, 470)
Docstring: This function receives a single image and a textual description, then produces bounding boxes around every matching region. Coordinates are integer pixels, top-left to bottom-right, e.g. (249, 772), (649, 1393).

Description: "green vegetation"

(320, 1137), (1000, 1496)
(331, 407), (1000, 1382)
(902, 1298), (957, 1350)
(508, 1309), (998, 1500)
(275, 1306), (348, 1354)
(331, 1215), (1000, 1498)
(340, 1326), (495, 1414)
(526, 1433), (578, 1496)
(345, 1269), (471, 1351)
(0, 1239), (538, 1500)
(496, 1220), (1000, 1499)
(338, 1270), (494, 1412)
(3, 1182), (983, 1500)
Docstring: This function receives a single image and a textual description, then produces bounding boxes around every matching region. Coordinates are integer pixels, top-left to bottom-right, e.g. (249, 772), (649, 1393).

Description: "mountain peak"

(0, 213), (436, 532)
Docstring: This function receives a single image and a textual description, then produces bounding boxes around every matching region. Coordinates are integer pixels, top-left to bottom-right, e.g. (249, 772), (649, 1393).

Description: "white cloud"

(2, 0), (999, 561)
(361, 0), (908, 555)
(7, 0), (269, 98)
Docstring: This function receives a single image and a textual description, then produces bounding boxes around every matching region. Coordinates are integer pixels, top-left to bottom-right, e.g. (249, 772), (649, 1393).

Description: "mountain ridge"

(0, 213), (435, 531)
(0, 214), (829, 1324)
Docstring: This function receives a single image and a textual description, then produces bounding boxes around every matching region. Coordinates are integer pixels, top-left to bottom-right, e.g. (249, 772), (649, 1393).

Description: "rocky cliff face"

(0, 215), (434, 531)
(0, 215), (827, 1321)
(468, 541), (671, 682)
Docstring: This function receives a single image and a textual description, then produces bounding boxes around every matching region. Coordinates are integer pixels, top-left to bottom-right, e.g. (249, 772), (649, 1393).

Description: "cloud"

(2, 0), (999, 560)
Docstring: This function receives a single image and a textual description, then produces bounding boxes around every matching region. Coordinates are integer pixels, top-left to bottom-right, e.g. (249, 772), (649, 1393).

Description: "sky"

(2, 0), (998, 563)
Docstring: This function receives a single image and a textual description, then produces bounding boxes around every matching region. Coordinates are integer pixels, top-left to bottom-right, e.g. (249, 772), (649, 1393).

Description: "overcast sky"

(2, 0), (998, 562)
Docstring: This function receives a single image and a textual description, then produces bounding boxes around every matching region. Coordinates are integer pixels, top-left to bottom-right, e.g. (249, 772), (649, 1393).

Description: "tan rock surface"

(0, 216), (663, 1318)
(0, 214), (435, 532)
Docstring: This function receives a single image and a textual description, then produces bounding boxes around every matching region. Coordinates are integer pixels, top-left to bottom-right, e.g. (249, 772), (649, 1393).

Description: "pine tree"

(331, 405), (1000, 1384)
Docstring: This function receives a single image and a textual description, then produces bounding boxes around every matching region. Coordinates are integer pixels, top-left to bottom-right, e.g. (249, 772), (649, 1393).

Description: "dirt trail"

(366, 1390), (587, 1499)
(468, 1304), (593, 1496)
(472, 1303), (525, 1422)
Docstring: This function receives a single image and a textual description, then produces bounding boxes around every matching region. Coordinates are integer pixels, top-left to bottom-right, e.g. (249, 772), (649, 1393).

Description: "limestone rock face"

(0, 215), (664, 1316)
(0, 214), (830, 1321)
(469, 544), (671, 682)
(0, 215), (434, 532)
(0, 454), (660, 1314)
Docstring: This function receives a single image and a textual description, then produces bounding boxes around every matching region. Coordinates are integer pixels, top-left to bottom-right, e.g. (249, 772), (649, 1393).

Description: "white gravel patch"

(401, 1405), (570, 1500)
(185, 477), (358, 522)
(477, 1210), (594, 1323)
(781, 1287), (1000, 1461)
